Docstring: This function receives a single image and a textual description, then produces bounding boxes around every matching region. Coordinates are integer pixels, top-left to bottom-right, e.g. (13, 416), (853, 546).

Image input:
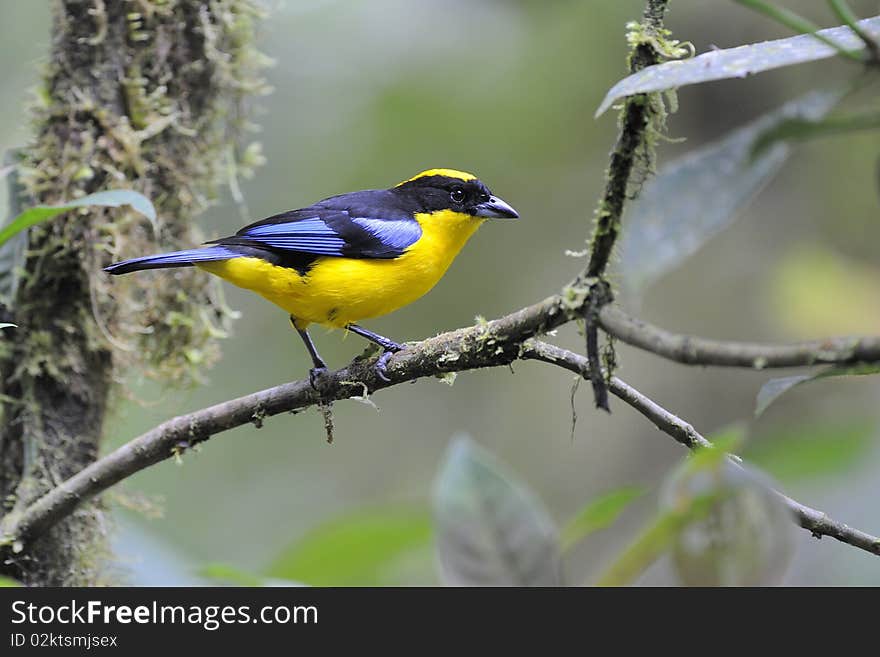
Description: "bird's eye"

(450, 188), (465, 204)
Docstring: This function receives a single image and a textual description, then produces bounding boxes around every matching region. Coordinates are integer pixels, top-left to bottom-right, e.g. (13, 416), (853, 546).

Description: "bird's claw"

(309, 366), (329, 391)
(375, 350), (395, 382)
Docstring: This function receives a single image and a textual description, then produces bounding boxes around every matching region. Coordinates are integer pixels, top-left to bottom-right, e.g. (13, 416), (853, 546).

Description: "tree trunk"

(0, 0), (266, 586)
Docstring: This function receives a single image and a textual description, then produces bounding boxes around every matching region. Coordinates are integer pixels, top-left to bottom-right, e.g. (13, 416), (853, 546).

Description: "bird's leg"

(291, 316), (328, 390)
(346, 324), (402, 352)
(346, 324), (402, 382)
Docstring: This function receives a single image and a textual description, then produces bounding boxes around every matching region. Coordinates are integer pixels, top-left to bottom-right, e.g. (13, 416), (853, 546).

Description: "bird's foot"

(374, 347), (401, 383)
(309, 366), (329, 391)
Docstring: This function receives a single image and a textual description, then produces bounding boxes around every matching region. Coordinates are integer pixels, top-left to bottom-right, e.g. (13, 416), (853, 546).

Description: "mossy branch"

(4, 0), (879, 584)
(3, 296), (880, 557)
(585, 0), (671, 279)
(578, 0), (673, 410)
(0, 0), (268, 586)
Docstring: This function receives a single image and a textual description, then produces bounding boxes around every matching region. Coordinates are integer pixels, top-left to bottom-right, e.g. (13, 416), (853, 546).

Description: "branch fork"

(4, 0), (880, 574)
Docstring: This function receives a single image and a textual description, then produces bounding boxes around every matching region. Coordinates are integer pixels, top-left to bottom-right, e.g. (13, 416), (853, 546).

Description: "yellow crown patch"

(397, 169), (477, 186)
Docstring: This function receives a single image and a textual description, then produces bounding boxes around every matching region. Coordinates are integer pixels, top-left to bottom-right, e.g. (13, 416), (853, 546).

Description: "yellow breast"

(198, 210), (484, 328)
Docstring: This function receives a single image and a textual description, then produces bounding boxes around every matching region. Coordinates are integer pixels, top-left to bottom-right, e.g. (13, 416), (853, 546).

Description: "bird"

(105, 168), (519, 383)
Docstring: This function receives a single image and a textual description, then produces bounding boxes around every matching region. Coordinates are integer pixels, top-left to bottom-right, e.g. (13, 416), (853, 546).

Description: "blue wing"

(106, 191), (425, 276)
(226, 199), (422, 259)
(239, 216), (348, 255)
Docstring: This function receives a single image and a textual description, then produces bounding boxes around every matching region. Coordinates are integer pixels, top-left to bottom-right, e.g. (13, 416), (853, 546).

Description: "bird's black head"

(392, 169), (519, 219)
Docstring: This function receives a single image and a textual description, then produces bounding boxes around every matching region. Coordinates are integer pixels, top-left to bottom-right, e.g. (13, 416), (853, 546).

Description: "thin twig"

(585, 297), (609, 412)
(521, 340), (880, 556)
(598, 304), (880, 368)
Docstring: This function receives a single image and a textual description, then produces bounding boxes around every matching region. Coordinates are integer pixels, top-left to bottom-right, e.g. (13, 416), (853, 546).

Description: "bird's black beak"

(474, 195), (519, 219)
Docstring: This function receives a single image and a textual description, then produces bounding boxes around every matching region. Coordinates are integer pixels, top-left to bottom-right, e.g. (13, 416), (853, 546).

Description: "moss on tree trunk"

(0, 0), (267, 586)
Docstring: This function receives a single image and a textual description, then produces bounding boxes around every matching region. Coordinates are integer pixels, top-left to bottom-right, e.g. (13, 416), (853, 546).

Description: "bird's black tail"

(104, 245), (238, 275)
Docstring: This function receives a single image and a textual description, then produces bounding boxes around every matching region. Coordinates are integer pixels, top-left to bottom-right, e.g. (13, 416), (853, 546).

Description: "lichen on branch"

(0, 0), (269, 586)
(586, 0), (677, 280)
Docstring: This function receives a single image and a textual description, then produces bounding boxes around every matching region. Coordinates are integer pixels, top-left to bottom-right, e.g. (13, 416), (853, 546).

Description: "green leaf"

(594, 492), (720, 586)
(0, 575), (20, 587)
(199, 562), (266, 587)
(0, 189), (157, 248)
(561, 487), (644, 551)
(267, 508), (432, 586)
(618, 90), (841, 295)
(753, 109), (880, 155)
(433, 435), (561, 586)
(746, 420), (876, 483)
(596, 16), (878, 116)
(755, 363), (880, 416)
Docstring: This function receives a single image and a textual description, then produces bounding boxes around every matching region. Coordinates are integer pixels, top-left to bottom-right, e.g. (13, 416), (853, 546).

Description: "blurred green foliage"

(561, 487), (645, 551)
(747, 420), (876, 483)
(1, 0), (879, 586)
(267, 509), (432, 586)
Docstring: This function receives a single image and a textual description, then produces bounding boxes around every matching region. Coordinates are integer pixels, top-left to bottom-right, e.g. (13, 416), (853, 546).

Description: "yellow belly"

(198, 210), (484, 328)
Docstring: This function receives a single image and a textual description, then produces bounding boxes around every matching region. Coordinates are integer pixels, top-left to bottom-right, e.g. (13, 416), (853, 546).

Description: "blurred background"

(1, 0), (878, 585)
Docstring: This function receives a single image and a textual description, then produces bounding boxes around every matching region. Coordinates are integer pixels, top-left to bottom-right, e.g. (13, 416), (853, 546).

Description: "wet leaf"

(733, 1), (865, 61)
(597, 16), (878, 116)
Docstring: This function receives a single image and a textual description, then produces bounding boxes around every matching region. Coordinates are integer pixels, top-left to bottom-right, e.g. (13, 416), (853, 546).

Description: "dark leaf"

(755, 363), (880, 416)
(618, 90), (841, 295)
